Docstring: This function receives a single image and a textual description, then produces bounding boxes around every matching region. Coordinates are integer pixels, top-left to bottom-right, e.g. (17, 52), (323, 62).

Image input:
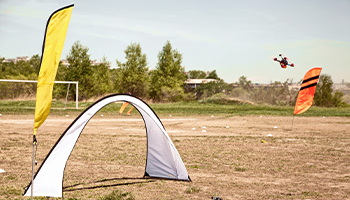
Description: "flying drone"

(272, 54), (294, 69)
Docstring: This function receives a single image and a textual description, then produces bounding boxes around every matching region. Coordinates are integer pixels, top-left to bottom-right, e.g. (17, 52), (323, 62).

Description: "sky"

(1, 0), (349, 84)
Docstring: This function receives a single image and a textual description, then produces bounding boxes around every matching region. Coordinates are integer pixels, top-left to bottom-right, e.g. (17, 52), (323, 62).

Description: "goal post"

(0, 79), (78, 109)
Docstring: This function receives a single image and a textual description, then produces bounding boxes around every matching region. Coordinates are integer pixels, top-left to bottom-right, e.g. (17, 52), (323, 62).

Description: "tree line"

(0, 40), (348, 107)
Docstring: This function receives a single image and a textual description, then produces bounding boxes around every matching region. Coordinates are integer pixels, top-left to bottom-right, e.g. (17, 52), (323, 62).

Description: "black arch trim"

(38, 4), (74, 73)
(300, 83), (317, 91)
(302, 75), (319, 84)
(143, 175), (192, 182)
(23, 93), (190, 197)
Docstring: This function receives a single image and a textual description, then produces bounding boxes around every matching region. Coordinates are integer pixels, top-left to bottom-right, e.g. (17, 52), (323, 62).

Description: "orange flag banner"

(119, 102), (130, 114)
(126, 106), (134, 115)
(294, 67), (322, 115)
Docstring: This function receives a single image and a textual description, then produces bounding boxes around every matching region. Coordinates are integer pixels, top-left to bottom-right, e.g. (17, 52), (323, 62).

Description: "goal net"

(0, 79), (78, 109)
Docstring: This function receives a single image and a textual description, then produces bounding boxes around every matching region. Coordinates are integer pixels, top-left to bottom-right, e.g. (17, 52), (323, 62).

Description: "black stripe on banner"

(302, 75), (319, 84)
(300, 82), (317, 91)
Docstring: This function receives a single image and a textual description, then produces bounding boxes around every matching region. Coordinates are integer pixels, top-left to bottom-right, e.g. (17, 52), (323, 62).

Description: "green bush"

(160, 86), (195, 102)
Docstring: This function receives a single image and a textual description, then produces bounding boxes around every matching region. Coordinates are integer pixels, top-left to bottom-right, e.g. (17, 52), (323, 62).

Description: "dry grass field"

(1, 113), (350, 199)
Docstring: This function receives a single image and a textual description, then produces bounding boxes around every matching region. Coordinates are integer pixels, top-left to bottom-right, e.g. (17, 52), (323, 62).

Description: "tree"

(206, 70), (220, 80)
(314, 74), (334, 107)
(110, 67), (122, 93)
(0, 55), (39, 99)
(194, 79), (226, 99)
(65, 41), (93, 100)
(149, 40), (187, 102)
(188, 70), (206, 79)
(237, 76), (252, 91)
(30, 54), (41, 75)
(90, 56), (113, 96)
(314, 74), (347, 107)
(117, 43), (149, 97)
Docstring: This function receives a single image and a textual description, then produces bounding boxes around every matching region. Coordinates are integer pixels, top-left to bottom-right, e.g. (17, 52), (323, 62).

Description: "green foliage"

(1, 99), (350, 117)
(252, 79), (298, 106)
(237, 76), (252, 90)
(229, 87), (252, 101)
(230, 77), (299, 106)
(199, 94), (247, 105)
(3, 41), (348, 109)
(0, 72), (37, 100)
(116, 43), (149, 97)
(29, 54), (41, 74)
(110, 68), (122, 93)
(150, 40), (187, 102)
(64, 41), (94, 100)
(314, 74), (348, 107)
(343, 94), (350, 104)
(160, 86), (195, 102)
(98, 190), (135, 200)
(0, 56), (38, 79)
(90, 56), (113, 96)
(188, 70), (206, 79)
(206, 70), (220, 80)
(314, 74), (333, 107)
(194, 79), (228, 99)
(54, 42), (115, 100)
(332, 91), (347, 107)
(52, 62), (70, 99)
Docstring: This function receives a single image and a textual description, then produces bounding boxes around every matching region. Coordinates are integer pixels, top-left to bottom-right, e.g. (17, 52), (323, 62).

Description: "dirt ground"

(0, 113), (350, 199)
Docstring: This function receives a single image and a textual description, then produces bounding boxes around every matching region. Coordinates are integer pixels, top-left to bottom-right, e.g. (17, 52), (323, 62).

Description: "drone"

(272, 54), (294, 69)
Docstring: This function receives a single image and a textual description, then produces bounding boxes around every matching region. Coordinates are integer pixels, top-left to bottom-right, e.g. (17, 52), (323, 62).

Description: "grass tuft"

(235, 167), (247, 172)
(185, 186), (200, 194)
(98, 190), (135, 200)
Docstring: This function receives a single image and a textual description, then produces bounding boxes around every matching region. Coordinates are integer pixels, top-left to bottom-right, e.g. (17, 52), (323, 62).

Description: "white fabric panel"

(24, 94), (189, 197)
(139, 108), (177, 178)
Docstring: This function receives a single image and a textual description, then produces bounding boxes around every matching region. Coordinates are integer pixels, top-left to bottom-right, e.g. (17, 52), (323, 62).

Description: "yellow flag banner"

(33, 5), (74, 135)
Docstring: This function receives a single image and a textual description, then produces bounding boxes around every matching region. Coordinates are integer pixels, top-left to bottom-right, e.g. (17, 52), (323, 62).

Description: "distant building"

(288, 84), (301, 91)
(61, 59), (70, 66)
(2, 56), (29, 63)
(185, 79), (218, 89)
(333, 83), (347, 90)
(3, 58), (16, 63)
(90, 59), (101, 66)
(1, 56), (106, 67)
(16, 56), (30, 61)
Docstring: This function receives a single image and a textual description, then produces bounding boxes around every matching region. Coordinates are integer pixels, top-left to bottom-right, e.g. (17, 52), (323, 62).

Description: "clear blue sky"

(1, 0), (349, 83)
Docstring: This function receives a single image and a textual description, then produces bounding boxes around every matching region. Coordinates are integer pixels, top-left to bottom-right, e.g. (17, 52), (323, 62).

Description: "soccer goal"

(0, 79), (78, 109)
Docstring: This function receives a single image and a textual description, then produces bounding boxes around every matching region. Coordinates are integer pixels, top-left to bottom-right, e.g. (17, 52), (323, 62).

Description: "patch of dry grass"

(0, 115), (350, 199)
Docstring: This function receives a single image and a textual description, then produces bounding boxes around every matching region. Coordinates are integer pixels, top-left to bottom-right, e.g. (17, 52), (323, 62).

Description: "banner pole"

(30, 143), (35, 200)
